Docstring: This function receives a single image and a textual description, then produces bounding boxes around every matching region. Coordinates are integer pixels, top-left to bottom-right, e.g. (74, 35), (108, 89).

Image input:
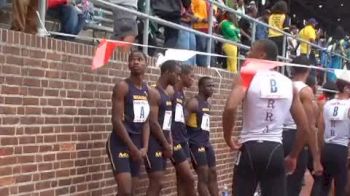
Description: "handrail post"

(142, 0), (150, 54)
(251, 21), (256, 43)
(206, 2), (214, 67)
(281, 35), (287, 74)
(38, 0), (47, 37)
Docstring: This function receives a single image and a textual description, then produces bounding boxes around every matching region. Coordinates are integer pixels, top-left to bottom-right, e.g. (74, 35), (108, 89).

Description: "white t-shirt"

(323, 99), (350, 147)
(240, 70), (294, 143)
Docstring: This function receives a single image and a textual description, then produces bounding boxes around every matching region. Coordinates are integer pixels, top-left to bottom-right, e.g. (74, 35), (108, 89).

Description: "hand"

(129, 146), (142, 161)
(284, 155), (297, 175)
(162, 144), (173, 158)
(312, 159), (323, 176)
(140, 147), (147, 158)
(226, 137), (242, 151)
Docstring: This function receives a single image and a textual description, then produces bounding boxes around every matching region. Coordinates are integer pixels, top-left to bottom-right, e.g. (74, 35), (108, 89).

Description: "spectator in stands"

(287, 25), (299, 58)
(152, 0), (190, 49)
(10, 0), (38, 34)
(238, 6), (257, 47)
(255, 9), (270, 41)
(220, 12), (240, 73)
(192, 0), (210, 66)
(299, 18), (317, 57)
(326, 26), (346, 82)
(176, 0), (196, 65)
(110, 0), (138, 46)
(248, 1), (257, 10)
(47, 0), (88, 39)
(268, 0), (289, 56)
(235, 0), (245, 20)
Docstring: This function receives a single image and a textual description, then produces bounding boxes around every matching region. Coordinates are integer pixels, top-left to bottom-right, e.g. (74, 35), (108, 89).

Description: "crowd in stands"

(1, 0), (350, 83)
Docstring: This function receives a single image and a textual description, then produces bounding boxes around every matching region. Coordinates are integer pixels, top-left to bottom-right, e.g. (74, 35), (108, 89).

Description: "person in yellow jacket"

(268, 0), (289, 56)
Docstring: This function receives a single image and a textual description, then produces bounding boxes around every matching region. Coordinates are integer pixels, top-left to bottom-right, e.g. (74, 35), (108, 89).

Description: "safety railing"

(36, 0), (349, 68)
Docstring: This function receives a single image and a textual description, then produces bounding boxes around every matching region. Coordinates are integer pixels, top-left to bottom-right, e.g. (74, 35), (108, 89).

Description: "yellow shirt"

(299, 25), (316, 55)
(192, 0), (209, 30)
(268, 14), (286, 37)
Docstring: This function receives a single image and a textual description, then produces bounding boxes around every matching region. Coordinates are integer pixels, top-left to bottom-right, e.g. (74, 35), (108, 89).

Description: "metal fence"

(37, 0), (350, 68)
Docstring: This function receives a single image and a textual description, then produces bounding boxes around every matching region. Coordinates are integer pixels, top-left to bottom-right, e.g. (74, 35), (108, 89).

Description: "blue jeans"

(195, 35), (208, 67)
(47, 5), (85, 37)
(176, 23), (196, 65)
(0, 0), (6, 8)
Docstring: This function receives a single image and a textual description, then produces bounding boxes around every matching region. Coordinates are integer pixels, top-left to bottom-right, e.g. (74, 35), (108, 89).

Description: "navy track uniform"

(146, 86), (172, 172)
(187, 97), (216, 168)
(171, 90), (190, 164)
(106, 80), (150, 177)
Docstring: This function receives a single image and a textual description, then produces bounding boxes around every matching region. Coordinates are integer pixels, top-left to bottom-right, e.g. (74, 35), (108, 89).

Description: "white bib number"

(329, 105), (347, 121)
(174, 103), (185, 123)
(201, 113), (210, 131)
(133, 100), (150, 123)
(162, 110), (172, 131)
(260, 77), (288, 99)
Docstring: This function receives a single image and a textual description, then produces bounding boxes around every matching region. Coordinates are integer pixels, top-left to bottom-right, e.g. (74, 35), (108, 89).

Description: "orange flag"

(91, 39), (130, 70)
(240, 58), (284, 89)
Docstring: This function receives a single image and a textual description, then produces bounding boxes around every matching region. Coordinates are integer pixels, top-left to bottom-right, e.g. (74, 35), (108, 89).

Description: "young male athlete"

(171, 65), (196, 196)
(146, 60), (181, 195)
(107, 50), (150, 195)
(282, 56), (322, 196)
(222, 39), (322, 196)
(186, 77), (219, 196)
(312, 74), (350, 196)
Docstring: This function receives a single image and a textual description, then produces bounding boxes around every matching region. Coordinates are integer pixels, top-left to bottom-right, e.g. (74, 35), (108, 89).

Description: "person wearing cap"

(311, 71), (350, 196)
(299, 18), (318, 57)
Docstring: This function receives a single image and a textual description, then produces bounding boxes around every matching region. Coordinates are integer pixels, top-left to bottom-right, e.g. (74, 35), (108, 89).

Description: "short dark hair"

(271, 0), (288, 14)
(128, 50), (147, 61)
(291, 56), (311, 75)
(180, 64), (193, 75)
(198, 76), (211, 88)
(160, 60), (179, 75)
(323, 81), (337, 98)
(256, 39), (278, 60)
(306, 74), (316, 87)
(336, 79), (350, 93)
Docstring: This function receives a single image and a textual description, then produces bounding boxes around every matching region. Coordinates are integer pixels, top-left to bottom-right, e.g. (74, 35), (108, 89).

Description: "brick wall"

(0, 29), (240, 196)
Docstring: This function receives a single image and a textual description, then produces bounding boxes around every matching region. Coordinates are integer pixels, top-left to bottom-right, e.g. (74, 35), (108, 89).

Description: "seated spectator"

(47, 0), (88, 39)
(10, 0), (38, 34)
(238, 6), (257, 47)
(255, 9), (270, 41)
(220, 12), (240, 73)
(268, 0), (289, 56)
(176, 0), (196, 65)
(110, 0), (138, 47)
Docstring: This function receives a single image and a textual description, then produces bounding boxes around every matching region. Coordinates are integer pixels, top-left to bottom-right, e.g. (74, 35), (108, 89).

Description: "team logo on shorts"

(155, 151), (162, 157)
(198, 147), (206, 152)
(173, 144), (182, 151)
(118, 152), (129, 158)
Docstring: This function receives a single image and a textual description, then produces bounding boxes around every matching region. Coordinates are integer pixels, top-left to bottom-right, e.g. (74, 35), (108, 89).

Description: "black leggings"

(311, 143), (348, 196)
(282, 130), (308, 196)
(232, 141), (286, 196)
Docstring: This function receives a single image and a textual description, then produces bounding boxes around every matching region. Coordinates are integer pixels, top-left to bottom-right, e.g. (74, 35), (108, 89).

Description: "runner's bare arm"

(223, 76), (246, 150)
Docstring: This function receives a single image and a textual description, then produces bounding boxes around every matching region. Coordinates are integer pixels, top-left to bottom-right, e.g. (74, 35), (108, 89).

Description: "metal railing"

(36, 0), (349, 67)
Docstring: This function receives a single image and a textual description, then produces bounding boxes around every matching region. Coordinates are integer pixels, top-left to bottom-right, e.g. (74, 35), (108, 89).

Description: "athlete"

(171, 65), (196, 196)
(282, 56), (322, 196)
(146, 60), (181, 195)
(312, 74), (350, 196)
(107, 50), (150, 195)
(222, 39), (321, 196)
(186, 77), (219, 196)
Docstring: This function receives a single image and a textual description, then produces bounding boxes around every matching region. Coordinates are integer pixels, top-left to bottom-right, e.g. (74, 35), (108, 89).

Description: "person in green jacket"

(220, 12), (241, 73)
